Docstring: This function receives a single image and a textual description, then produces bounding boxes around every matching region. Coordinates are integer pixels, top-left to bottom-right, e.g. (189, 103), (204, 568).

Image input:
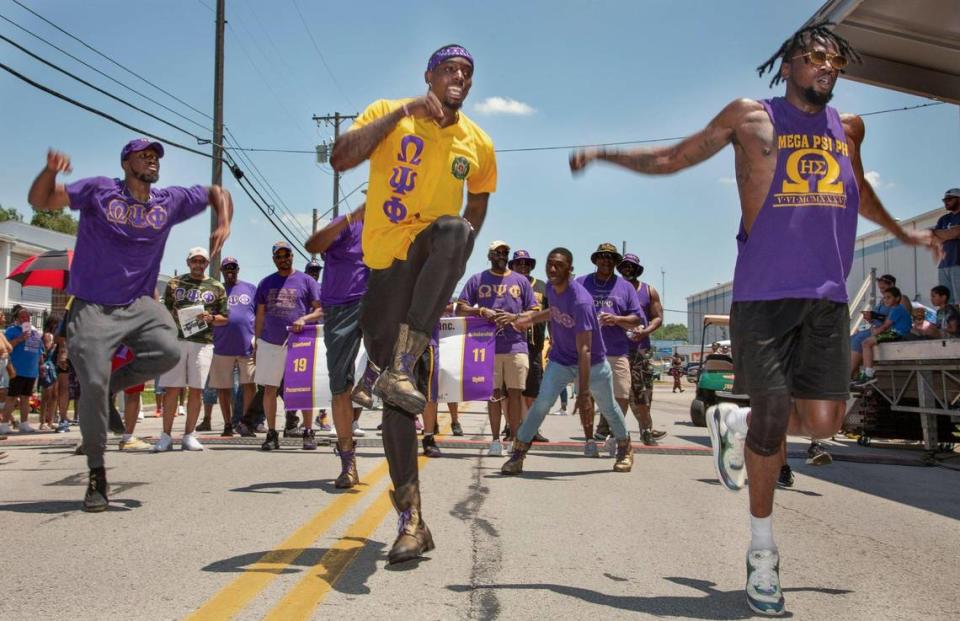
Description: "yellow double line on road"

(188, 417), (449, 620)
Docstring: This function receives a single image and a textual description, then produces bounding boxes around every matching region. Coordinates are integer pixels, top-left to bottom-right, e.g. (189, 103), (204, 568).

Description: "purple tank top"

(732, 97), (860, 303)
(630, 281), (652, 352)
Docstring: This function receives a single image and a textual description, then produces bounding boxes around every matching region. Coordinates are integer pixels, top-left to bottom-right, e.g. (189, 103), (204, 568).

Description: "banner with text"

(436, 316), (496, 403)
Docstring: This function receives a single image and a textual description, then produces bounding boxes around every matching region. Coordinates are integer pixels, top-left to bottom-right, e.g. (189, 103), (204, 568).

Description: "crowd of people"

(5, 26), (959, 617)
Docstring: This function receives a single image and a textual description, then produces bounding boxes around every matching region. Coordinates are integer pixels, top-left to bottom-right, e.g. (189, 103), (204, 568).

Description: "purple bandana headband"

(427, 45), (474, 72)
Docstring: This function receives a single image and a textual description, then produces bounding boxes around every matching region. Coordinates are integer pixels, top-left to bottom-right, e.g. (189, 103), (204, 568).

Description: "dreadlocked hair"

(756, 22), (862, 88)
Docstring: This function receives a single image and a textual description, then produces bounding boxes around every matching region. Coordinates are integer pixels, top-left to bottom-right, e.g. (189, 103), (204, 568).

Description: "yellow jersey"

(351, 98), (497, 269)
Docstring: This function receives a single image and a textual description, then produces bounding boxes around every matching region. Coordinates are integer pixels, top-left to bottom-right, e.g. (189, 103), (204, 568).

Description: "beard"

(134, 170), (159, 184)
(802, 85), (834, 106)
(443, 98), (463, 111)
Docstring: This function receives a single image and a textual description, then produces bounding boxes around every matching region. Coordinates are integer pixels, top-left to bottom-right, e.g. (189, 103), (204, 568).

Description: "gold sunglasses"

(793, 50), (848, 70)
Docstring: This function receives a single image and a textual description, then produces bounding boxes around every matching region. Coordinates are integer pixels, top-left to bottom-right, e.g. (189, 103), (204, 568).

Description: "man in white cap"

(933, 188), (960, 303)
(154, 247), (229, 452)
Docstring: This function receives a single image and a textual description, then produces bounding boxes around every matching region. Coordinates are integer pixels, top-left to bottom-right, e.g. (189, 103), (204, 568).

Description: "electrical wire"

(10, 0), (213, 122)
(290, 0), (357, 111)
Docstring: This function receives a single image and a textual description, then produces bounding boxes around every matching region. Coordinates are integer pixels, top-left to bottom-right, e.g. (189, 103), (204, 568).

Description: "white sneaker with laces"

(583, 439), (600, 458)
(152, 433), (174, 452)
(19, 421), (36, 433)
(488, 439), (503, 457)
(746, 548), (785, 616)
(604, 435), (617, 457)
(352, 420), (366, 437)
(707, 403), (747, 491)
(181, 432), (204, 451)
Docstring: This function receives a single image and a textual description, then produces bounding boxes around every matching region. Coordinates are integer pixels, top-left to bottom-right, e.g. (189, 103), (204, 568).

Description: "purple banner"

(460, 316), (496, 402)
(283, 324), (322, 411)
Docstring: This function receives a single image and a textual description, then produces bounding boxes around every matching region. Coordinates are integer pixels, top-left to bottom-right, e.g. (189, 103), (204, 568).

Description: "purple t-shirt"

(214, 280), (257, 356)
(458, 270), (538, 354)
(576, 273), (642, 356)
(255, 271), (322, 345)
(320, 216), (369, 306)
(547, 279), (605, 367)
(65, 176), (208, 305)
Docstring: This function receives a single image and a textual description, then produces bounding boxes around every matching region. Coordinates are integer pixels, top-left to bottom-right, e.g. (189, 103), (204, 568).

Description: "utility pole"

(312, 112), (357, 221)
(209, 0), (226, 279)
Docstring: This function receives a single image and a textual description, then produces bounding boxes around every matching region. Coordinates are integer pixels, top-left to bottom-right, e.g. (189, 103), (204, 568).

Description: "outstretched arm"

(569, 99), (751, 176)
(305, 204), (365, 254)
(208, 185), (233, 257)
(844, 114), (935, 249)
(28, 150), (72, 211)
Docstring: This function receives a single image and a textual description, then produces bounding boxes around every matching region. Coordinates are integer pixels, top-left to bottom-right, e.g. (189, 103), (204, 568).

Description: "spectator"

(2, 306), (42, 433)
(930, 285), (960, 338)
(0, 328), (14, 436)
(932, 188), (960, 304)
(38, 317), (60, 431)
(154, 247), (229, 452)
(853, 286), (911, 386)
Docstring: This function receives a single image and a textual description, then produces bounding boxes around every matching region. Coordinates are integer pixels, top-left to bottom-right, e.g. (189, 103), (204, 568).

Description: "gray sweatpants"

(67, 297), (180, 469)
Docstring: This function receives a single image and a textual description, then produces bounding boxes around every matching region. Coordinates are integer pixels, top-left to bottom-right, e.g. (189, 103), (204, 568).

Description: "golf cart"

(689, 315), (748, 426)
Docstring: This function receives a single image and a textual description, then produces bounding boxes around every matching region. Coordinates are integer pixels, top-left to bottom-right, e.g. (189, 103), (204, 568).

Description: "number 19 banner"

(435, 316), (496, 403)
(283, 325), (368, 411)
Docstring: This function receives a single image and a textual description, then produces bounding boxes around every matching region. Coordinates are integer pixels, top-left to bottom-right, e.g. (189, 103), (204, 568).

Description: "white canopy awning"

(805, 0), (960, 104)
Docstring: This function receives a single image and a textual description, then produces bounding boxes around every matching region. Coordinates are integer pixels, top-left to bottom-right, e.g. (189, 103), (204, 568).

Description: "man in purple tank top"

(570, 23), (935, 616)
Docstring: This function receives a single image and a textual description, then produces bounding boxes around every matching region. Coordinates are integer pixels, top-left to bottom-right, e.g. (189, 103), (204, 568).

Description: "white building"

(686, 207), (944, 345)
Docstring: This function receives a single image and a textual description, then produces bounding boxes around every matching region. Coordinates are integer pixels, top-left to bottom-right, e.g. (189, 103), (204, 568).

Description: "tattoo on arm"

(330, 108), (404, 171)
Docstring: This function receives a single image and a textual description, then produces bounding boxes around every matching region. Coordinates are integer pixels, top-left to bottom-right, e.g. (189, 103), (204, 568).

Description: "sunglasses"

(596, 253), (617, 261)
(513, 260), (534, 267)
(273, 252), (293, 260)
(793, 50), (848, 70)
(944, 196), (958, 202)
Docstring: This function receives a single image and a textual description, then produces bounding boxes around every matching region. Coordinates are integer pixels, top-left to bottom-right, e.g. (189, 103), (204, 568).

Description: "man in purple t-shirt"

(209, 256), (257, 437)
(576, 243), (643, 443)
(458, 241), (539, 456)
(305, 204), (369, 488)
(27, 139), (232, 512)
(254, 241), (323, 451)
(569, 25), (937, 615)
(501, 248), (632, 475)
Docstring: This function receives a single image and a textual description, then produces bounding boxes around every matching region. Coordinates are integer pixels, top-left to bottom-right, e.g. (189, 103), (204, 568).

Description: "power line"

(290, 0), (357, 110)
(0, 12), (212, 133)
(10, 0), (213, 123)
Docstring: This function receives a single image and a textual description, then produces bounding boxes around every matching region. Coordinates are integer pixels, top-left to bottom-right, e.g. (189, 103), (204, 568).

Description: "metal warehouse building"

(686, 207), (944, 345)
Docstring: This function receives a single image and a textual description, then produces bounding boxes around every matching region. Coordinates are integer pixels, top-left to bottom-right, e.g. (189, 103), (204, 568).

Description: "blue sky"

(1, 0), (956, 323)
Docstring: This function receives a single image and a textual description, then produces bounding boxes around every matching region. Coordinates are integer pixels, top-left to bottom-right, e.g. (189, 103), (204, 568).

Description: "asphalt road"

(1, 385), (958, 620)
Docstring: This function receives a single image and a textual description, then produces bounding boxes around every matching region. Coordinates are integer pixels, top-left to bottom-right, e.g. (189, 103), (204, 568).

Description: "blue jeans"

(516, 359), (628, 443)
(939, 266), (960, 304)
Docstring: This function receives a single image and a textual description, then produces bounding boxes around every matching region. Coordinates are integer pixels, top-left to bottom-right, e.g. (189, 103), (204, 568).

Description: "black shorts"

(523, 357), (543, 398)
(8, 375), (37, 397)
(323, 301), (363, 395)
(731, 299), (850, 401)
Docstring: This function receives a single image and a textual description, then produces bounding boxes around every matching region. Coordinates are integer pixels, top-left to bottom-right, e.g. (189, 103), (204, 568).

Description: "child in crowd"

(853, 286), (912, 386)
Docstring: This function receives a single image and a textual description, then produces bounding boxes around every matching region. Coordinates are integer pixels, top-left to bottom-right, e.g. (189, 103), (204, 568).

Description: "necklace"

(593, 272), (614, 288)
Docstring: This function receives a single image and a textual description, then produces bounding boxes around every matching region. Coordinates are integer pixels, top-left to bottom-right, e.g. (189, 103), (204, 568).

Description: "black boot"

(373, 324), (430, 414)
(108, 394), (124, 435)
(334, 441), (359, 489)
(260, 429), (280, 451)
(351, 361), (380, 409)
(82, 467), (109, 512)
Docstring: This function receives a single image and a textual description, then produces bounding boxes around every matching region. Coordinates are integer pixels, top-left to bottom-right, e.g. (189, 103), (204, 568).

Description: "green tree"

(0, 206), (23, 222)
(31, 210), (78, 235)
(653, 323), (688, 341)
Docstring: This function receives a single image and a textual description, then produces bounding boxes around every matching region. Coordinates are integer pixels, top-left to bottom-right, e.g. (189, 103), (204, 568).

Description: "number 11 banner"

(435, 316), (496, 403)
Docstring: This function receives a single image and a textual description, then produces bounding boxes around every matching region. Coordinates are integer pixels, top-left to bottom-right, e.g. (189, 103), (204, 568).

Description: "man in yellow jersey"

(330, 43), (496, 565)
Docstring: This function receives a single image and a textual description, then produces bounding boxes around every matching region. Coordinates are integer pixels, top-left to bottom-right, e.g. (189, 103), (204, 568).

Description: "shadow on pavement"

(447, 576), (852, 619)
(0, 498), (142, 513)
(203, 538), (386, 596)
(694, 478), (823, 498)
(229, 479), (342, 494)
(485, 469), (614, 481)
(676, 435), (711, 449)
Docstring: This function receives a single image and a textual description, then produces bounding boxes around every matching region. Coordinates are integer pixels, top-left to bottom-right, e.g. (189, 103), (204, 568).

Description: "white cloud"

(278, 212), (316, 235)
(865, 170), (894, 189)
(718, 177), (736, 185)
(473, 97), (536, 116)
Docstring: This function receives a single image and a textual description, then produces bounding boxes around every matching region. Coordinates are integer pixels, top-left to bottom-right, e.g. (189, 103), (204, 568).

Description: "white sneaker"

(152, 433), (174, 452)
(19, 421), (36, 433)
(746, 548), (785, 615)
(707, 403), (746, 491)
(352, 420), (366, 437)
(137, 412), (144, 421)
(488, 439), (503, 456)
(0, 423), (10, 435)
(604, 435), (617, 457)
(583, 439), (600, 458)
(177, 405), (186, 416)
(181, 432), (204, 451)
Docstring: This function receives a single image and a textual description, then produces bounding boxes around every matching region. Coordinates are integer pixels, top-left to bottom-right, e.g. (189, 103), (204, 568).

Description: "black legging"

(360, 215), (475, 490)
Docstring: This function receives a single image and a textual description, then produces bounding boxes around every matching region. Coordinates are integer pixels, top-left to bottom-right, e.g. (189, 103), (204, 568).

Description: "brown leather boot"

(613, 437), (634, 472)
(334, 441), (359, 489)
(373, 324), (430, 414)
(500, 441), (531, 475)
(350, 361), (380, 409)
(387, 484), (434, 565)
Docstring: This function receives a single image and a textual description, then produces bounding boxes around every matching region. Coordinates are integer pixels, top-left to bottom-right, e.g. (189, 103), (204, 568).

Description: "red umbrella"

(6, 249), (73, 289)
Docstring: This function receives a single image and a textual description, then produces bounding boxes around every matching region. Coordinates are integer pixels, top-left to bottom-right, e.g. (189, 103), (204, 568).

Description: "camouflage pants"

(629, 349), (654, 407)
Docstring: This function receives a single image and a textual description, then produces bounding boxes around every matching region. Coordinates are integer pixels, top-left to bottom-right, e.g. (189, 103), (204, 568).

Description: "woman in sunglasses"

(570, 21), (938, 617)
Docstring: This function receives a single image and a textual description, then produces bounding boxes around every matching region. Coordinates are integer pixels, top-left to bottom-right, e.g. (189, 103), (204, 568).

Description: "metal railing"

(848, 267), (877, 335)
